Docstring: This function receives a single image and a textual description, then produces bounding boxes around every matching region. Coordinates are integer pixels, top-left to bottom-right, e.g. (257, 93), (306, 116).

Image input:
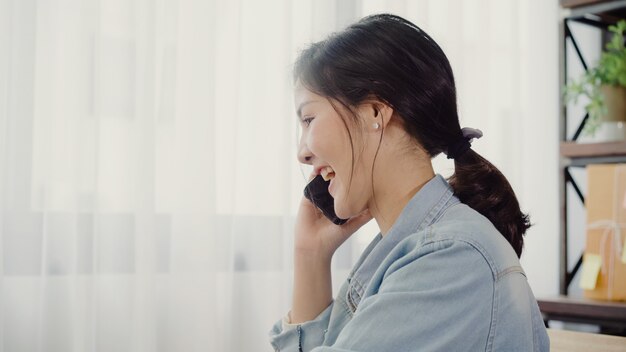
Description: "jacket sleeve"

(269, 302), (334, 352)
(311, 240), (501, 352)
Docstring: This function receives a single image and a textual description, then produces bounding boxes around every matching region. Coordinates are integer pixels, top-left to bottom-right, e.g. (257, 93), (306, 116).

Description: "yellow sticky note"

(622, 240), (626, 264)
(579, 254), (602, 290)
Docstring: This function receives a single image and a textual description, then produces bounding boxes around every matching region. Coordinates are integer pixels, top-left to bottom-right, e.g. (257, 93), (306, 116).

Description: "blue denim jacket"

(269, 174), (549, 351)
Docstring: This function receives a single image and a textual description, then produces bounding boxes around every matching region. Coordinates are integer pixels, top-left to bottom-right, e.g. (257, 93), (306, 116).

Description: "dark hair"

(294, 14), (530, 257)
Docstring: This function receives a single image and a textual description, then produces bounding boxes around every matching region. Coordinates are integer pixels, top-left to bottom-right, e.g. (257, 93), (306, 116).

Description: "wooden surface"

(560, 0), (614, 8)
(560, 141), (626, 158)
(539, 296), (626, 328)
(548, 329), (626, 351)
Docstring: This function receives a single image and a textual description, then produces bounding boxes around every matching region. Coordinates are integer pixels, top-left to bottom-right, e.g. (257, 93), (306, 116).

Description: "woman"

(270, 14), (549, 352)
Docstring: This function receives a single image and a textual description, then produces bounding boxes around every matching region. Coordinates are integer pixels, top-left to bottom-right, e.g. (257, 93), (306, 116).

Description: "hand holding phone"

(303, 175), (348, 225)
(296, 175), (372, 258)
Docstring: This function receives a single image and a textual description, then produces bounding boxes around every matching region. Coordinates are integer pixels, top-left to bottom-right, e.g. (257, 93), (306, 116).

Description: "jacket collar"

(347, 174), (459, 302)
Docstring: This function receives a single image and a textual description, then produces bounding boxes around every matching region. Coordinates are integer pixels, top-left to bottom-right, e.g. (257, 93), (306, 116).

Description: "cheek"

(351, 164), (371, 195)
(342, 153), (374, 205)
(309, 124), (348, 160)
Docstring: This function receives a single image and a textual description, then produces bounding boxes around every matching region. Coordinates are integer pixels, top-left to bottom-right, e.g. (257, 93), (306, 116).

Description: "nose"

(297, 137), (313, 165)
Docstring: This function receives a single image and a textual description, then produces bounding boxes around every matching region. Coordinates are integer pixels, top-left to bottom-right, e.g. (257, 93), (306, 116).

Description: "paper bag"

(582, 164), (626, 301)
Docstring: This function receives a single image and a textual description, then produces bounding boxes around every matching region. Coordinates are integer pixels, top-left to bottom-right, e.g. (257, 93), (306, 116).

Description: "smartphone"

(304, 175), (348, 225)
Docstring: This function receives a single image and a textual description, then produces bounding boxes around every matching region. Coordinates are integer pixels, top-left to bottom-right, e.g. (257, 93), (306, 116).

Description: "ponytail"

(448, 150), (530, 258)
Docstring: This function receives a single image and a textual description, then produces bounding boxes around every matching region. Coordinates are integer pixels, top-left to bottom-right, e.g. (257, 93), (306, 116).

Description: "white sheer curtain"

(0, 0), (558, 351)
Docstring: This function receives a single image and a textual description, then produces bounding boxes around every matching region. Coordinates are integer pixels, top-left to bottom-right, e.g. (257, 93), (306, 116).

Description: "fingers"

(298, 196), (322, 220)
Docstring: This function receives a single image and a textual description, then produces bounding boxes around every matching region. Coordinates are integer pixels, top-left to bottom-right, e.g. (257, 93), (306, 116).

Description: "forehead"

(294, 82), (326, 117)
(294, 82), (321, 104)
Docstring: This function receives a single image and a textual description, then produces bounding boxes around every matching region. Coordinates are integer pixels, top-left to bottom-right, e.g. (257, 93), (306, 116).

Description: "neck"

(367, 130), (435, 235)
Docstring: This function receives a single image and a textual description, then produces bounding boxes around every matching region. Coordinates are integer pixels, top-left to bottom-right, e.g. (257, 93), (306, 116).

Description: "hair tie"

(446, 127), (483, 160)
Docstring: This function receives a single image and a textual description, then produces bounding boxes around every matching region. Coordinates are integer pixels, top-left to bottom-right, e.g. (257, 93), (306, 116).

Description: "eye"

(302, 116), (315, 127)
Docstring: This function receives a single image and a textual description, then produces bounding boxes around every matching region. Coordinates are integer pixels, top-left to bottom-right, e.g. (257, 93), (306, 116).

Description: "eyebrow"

(296, 100), (318, 119)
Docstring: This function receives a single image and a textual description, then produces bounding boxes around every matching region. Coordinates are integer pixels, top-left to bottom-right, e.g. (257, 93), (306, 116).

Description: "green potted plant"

(565, 20), (626, 140)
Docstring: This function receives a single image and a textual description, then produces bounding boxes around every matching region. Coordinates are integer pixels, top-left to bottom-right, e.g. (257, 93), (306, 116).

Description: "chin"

(333, 200), (355, 220)
(335, 209), (350, 220)
(333, 200), (347, 219)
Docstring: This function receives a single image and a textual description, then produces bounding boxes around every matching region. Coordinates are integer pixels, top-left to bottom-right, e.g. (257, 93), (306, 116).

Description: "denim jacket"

(269, 174), (550, 351)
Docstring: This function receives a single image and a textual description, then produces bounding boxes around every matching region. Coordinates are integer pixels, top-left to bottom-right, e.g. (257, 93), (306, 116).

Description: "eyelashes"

(302, 116), (314, 126)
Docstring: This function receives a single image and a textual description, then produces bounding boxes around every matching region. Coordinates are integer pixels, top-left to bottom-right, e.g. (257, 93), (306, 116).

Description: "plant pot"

(592, 121), (626, 142)
(590, 85), (626, 142)
(600, 85), (626, 123)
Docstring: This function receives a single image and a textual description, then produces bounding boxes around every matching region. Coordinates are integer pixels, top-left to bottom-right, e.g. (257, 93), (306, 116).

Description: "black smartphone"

(304, 175), (348, 225)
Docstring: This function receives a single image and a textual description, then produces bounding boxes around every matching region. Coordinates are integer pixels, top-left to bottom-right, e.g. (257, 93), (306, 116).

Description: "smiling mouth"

(320, 166), (336, 181)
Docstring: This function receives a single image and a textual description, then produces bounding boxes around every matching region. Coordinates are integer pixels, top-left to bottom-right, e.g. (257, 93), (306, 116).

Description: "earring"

(372, 122), (380, 130)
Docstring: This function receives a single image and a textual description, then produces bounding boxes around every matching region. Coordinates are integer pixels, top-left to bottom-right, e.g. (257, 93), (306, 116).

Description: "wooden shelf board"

(539, 296), (626, 326)
(561, 0), (614, 8)
(560, 141), (626, 158)
(563, 0), (626, 19)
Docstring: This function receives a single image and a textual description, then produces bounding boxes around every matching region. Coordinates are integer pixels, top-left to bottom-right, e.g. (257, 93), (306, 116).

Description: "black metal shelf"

(543, 0), (626, 335)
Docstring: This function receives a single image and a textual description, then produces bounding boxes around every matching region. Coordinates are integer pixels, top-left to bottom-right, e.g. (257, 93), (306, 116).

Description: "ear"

(358, 99), (394, 131)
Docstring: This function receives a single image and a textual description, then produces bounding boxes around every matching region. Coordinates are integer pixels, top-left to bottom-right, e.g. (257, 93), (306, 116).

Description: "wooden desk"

(548, 329), (626, 351)
(539, 296), (626, 330)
